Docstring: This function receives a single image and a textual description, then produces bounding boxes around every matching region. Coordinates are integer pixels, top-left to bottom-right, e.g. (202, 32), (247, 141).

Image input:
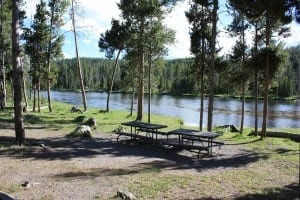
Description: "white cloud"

(164, 1), (191, 58)
(25, 0), (300, 59)
(282, 21), (300, 47)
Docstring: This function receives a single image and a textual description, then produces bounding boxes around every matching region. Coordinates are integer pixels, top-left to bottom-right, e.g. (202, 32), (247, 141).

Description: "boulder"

(68, 125), (92, 138)
(70, 106), (82, 113)
(82, 118), (96, 127)
(117, 189), (136, 200)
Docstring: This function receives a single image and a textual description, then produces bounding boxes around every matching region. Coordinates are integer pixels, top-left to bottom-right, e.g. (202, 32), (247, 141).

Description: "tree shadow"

(0, 134), (270, 173)
(53, 164), (161, 181)
(234, 183), (300, 200)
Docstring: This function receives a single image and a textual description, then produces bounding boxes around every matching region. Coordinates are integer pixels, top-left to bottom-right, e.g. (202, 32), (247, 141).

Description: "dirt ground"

(0, 125), (299, 200)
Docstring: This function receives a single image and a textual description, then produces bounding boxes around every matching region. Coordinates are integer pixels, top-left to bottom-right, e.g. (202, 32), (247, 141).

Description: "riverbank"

(39, 90), (299, 128)
(0, 103), (299, 199)
(53, 89), (300, 101)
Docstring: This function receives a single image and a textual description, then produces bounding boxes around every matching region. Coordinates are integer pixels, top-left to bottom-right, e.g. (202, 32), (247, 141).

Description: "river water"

(43, 91), (300, 128)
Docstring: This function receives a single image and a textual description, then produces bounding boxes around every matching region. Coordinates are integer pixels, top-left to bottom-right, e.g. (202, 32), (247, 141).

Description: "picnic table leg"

(208, 138), (212, 156)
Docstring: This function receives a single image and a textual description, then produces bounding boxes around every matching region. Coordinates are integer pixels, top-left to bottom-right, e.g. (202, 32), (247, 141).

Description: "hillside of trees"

(53, 46), (300, 98)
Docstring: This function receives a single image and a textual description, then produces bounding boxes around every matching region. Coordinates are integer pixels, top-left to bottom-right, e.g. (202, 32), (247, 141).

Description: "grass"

(0, 101), (186, 135)
(1, 101), (299, 199)
(126, 173), (190, 199)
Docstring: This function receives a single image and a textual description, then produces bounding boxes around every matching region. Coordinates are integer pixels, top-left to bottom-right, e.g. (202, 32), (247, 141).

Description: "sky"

(25, 0), (300, 59)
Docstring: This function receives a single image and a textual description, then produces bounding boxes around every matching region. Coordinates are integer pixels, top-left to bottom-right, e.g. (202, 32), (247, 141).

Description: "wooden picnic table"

(118, 121), (168, 143)
(167, 128), (223, 156)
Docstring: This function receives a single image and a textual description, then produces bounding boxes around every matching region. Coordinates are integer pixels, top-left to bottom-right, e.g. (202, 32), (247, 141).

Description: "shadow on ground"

(234, 183), (300, 200)
(0, 132), (272, 173)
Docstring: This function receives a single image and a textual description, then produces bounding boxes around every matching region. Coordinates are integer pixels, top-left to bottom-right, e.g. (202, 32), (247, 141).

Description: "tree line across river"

(52, 47), (300, 99)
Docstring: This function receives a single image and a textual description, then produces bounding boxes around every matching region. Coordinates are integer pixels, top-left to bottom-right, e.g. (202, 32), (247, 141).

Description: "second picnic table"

(166, 128), (223, 156)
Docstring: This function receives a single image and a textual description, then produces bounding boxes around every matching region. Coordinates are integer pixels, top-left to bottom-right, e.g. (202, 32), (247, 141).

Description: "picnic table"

(117, 121), (168, 143)
(166, 128), (224, 156)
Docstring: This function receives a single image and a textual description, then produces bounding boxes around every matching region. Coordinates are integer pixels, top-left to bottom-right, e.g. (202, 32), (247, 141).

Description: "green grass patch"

(0, 101), (185, 134)
(127, 173), (190, 199)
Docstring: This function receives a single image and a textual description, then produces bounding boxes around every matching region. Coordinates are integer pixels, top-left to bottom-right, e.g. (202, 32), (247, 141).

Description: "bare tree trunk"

(261, 18), (271, 138)
(147, 51), (152, 123)
(46, 3), (55, 113)
(37, 77), (41, 112)
(207, 0), (218, 132)
(106, 50), (121, 112)
(130, 87), (135, 117)
(136, 49), (144, 121)
(136, 17), (146, 121)
(254, 22), (259, 136)
(240, 18), (246, 134)
(0, 0), (6, 109)
(21, 59), (28, 110)
(33, 81), (36, 112)
(12, 0), (25, 145)
(71, 0), (87, 111)
(254, 66), (258, 136)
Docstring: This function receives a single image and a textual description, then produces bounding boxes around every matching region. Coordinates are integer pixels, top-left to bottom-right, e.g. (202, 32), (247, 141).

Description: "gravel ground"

(0, 126), (299, 200)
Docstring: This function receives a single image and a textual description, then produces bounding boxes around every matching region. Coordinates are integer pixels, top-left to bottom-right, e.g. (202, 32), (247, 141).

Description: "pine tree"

(186, 0), (212, 131)
(227, 2), (250, 134)
(24, 0), (50, 112)
(118, 0), (176, 121)
(0, 0), (11, 109)
(229, 0), (293, 137)
(99, 19), (129, 112)
(70, 0), (87, 111)
(46, 0), (68, 112)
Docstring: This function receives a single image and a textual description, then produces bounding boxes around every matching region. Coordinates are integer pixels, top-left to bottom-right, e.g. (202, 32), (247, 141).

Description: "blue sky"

(25, 0), (300, 59)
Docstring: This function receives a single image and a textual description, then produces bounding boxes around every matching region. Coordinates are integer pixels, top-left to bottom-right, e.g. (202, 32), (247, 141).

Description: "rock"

(71, 106), (82, 113)
(0, 191), (17, 200)
(82, 118), (96, 127)
(70, 125), (92, 138)
(22, 181), (31, 188)
(117, 189), (136, 200)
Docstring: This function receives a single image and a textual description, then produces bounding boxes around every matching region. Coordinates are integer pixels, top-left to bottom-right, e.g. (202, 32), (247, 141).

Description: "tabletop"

(169, 128), (220, 139)
(121, 121), (168, 130)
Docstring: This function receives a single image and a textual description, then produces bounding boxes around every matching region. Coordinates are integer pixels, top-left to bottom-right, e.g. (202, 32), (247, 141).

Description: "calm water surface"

(43, 91), (300, 128)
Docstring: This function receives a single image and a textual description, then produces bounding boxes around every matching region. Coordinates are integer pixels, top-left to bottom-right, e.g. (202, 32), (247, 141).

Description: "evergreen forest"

(53, 48), (300, 98)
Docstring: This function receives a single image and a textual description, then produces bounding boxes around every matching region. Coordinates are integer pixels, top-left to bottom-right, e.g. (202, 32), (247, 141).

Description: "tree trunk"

(207, 0), (218, 132)
(12, 0), (25, 145)
(71, 0), (87, 112)
(33, 81), (36, 112)
(37, 77), (41, 112)
(261, 17), (271, 138)
(46, 4), (55, 113)
(254, 66), (258, 136)
(0, 0), (6, 109)
(254, 22), (259, 136)
(136, 19), (145, 121)
(106, 50), (121, 112)
(136, 49), (144, 121)
(147, 51), (152, 123)
(240, 18), (245, 134)
(130, 87), (135, 116)
(21, 59), (28, 110)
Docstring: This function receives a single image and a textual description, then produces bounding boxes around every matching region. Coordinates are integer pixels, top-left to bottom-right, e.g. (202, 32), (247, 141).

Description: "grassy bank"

(0, 101), (299, 199)
(0, 101), (185, 134)
(1, 101), (299, 136)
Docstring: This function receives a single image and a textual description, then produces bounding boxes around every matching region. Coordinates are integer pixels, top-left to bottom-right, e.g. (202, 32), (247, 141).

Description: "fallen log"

(251, 131), (300, 142)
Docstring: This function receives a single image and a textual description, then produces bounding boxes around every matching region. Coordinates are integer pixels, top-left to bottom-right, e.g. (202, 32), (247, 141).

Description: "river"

(42, 91), (300, 128)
